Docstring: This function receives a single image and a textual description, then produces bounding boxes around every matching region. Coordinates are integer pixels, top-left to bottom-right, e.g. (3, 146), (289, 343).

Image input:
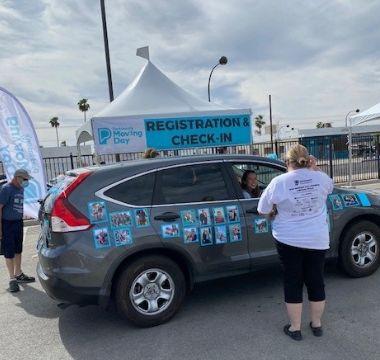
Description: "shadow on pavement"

(56, 265), (347, 360)
(12, 283), (61, 319)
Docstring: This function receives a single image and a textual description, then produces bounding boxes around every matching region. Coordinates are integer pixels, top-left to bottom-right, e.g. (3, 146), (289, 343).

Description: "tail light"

(51, 171), (92, 232)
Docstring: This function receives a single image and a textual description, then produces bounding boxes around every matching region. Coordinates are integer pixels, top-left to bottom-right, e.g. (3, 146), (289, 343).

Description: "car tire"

(339, 221), (380, 277)
(115, 255), (186, 327)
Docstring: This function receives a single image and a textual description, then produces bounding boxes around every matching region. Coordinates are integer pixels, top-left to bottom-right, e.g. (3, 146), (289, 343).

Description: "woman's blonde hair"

(285, 144), (310, 168)
(143, 148), (159, 159)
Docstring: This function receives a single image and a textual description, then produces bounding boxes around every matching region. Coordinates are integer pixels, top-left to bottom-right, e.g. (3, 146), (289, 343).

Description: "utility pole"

(269, 94), (274, 152)
(100, 0), (120, 162)
(100, 0), (114, 102)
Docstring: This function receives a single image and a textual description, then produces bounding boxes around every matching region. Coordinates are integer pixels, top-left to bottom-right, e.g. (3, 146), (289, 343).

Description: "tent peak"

(136, 46), (149, 61)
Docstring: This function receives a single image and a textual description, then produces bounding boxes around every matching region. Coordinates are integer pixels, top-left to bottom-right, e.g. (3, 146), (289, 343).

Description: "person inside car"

(241, 170), (261, 198)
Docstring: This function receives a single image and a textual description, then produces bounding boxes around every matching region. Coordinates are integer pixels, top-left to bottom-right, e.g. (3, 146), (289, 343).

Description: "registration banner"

(145, 113), (251, 150)
(92, 110), (252, 155)
(0, 87), (47, 219)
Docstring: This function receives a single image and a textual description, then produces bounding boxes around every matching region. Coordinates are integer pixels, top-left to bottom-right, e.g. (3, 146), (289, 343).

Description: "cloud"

(0, 0), (380, 147)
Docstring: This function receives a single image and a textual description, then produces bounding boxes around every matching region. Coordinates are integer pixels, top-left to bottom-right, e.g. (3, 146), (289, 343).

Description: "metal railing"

(0, 135), (379, 184)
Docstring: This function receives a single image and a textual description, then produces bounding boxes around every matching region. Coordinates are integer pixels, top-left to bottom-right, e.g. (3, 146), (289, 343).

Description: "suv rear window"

(153, 163), (230, 205)
(104, 173), (155, 206)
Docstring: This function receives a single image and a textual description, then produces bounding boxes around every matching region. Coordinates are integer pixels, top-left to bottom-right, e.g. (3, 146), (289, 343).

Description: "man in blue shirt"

(0, 169), (35, 292)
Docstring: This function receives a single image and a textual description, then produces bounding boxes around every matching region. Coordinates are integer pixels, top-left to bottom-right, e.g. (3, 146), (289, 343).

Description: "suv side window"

(231, 162), (285, 198)
(153, 163), (231, 205)
(104, 172), (155, 206)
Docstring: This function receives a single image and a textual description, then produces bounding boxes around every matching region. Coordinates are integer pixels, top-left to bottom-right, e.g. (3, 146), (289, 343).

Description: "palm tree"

(316, 121), (324, 128)
(255, 115), (266, 135)
(78, 98), (90, 123)
(316, 122), (332, 128)
(49, 117), (60, 147)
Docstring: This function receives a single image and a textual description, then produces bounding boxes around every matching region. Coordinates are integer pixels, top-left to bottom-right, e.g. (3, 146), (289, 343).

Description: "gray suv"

(37, 155), (380, 327)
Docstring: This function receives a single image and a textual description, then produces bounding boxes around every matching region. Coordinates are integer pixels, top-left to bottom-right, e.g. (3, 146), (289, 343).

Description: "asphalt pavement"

(1, 182), (380, 360)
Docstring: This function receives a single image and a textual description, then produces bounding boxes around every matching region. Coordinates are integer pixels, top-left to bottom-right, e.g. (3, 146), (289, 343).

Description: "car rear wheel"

(340, 221), (380, 277)
(115, 255), (186, 327)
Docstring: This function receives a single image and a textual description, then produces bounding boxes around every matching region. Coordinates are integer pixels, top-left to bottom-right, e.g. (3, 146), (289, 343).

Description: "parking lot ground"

(1, 225), (380, 360)
(352, 180), (380, 193)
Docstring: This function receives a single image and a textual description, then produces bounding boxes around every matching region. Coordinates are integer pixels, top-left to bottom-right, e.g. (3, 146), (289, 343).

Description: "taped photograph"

(329, 195), (343, 210)
(342, 194), (360, 207)
(181, 209), (198, 226)
(215, 225), (228, 244)
(200, 226), (213, 246)
(226, 205), (240, 223)
(183, 227), (199, 244)
(198, 208), (211, 226)
(212, 207), (226, 224)
(229, 224), (242, 242)
(110, 211), (133, 228)
(161, 223), (180, 239)
(113, 228), (133, 246)
(254, 218), (269, 233)
(134, 208), (150, 227)
(93, 227), (111, 249)
(88, 201), (108, 223)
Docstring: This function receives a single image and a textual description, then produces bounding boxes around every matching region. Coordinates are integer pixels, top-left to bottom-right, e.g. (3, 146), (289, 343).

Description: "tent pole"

(77, 140), (83, 167)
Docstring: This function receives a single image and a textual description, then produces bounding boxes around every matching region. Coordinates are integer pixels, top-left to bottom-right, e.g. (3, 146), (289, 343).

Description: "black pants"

(275, 240), (326, 303)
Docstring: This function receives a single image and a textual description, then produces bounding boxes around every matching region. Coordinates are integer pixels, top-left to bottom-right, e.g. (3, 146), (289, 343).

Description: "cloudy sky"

(1, 0), (380, 147)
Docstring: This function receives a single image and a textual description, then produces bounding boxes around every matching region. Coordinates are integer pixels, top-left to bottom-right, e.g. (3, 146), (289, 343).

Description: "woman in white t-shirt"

(258, 144), (333, 341)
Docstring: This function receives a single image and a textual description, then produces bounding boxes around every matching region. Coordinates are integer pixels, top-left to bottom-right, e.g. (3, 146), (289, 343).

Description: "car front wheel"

(340, 221), (380, 277)
(115, 255), (186, 327)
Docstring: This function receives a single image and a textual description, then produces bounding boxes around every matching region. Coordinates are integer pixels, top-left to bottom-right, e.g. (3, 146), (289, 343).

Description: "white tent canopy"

(351, 101), (380, 126)
(76, 60), (239, 145)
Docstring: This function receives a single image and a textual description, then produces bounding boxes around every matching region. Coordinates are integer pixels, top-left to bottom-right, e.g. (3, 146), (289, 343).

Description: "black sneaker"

(16, 272), (35, 283)
(9, 279), (20, 293)
(283, 324), (303, 341)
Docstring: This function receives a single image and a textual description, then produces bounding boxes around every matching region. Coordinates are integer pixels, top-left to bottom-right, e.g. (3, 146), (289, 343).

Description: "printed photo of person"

(181, 209), (197, 226)
(113, 228), (133, 246)
(212, 207), (226, 224)
(329, 195), (343, 211)
(226, 205), (240, 223)
(134, 208), (150, 227)
(161, 223), (180, 239)
(200, 227), (213, 246)
(215, 225), (228, 244)
(342, 194), (360, 207)
(183, 227), (199, 244)
(93, 227), (111, 249)
(229, 224), (242, 242)
(198, 208), (211, 226)
(110, 211), (133, 229)
(88, 201), (108, 223)
(254, 218), (269, 233)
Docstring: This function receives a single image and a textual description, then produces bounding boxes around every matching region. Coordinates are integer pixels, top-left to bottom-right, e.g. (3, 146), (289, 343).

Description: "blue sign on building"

(144, 114), (252, 150)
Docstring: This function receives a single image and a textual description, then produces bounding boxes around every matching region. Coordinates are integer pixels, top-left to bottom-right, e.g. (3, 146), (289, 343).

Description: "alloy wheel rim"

(351, 232), (378, 268)
(130, 268), (175, 316)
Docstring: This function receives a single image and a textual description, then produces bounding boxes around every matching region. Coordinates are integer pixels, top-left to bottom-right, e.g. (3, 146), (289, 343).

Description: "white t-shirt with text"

(257, 168), (334, 249)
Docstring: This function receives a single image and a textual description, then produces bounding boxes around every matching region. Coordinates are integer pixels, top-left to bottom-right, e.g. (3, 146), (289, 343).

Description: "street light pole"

(276, 124), (291, 140)
(345, 109), (360, 187)
(208, 56), (228, 102)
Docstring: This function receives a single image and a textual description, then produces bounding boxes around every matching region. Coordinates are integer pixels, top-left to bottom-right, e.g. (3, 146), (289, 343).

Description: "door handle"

(246, 208), (259, 215)
(154, 212), (180, 222)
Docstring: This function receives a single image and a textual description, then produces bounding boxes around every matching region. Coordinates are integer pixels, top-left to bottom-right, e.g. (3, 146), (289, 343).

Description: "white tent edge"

(351, 101), (380, 126)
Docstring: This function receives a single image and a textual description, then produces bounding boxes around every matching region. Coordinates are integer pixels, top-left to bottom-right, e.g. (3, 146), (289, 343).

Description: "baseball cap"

(14, 169), (32, 180)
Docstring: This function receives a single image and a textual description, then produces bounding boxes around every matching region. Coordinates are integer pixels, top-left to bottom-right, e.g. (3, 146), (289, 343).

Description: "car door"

(150, 161), (250, 280)
(225, 161), (286, 267)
